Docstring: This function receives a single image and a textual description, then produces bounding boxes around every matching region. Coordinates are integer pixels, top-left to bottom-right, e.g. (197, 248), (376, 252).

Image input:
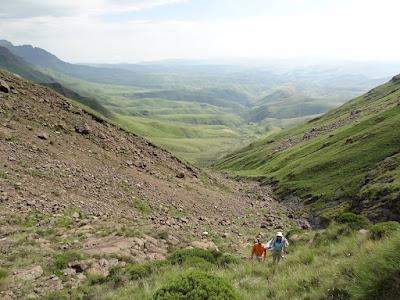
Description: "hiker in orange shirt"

(251, 238), (267, 262)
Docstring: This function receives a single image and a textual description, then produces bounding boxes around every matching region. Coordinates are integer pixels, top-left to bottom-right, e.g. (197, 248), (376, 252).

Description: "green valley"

(216, 75), (400, 222)
(0, 40), (392, 165)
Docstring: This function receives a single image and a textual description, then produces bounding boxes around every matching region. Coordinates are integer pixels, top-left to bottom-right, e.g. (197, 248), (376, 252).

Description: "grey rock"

(0, 80), (10, 93)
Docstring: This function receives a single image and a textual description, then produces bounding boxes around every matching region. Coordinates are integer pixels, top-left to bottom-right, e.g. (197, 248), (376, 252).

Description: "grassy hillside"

(37, 68), (269, 165)
(216, 75), (400, 222)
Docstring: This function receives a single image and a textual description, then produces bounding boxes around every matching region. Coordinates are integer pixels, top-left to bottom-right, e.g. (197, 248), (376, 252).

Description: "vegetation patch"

(369, 221), (400, 240)
(52, 250), (82, 271)
(336, 212), (370, 230)
(153, 271), (242, 300)
(131, 198), (152, 215)
(0, 268), (8, 289)
(346, 231), (400, 300)
(168, 248), (238, 267)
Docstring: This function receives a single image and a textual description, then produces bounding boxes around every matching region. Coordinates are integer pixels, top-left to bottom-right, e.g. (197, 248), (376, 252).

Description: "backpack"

(273, 240), (284, 251)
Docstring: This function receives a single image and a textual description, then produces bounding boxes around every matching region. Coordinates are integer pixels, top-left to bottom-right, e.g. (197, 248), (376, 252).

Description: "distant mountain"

(242, 87), (336, 122)
(0, 44), (112, 119)
(216, 75), (400, 222)
(0, 40), (164, 87)
(0, 46), (53, 83)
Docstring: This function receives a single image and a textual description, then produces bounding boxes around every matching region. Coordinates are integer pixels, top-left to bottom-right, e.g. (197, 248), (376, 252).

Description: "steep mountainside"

(216, 75), (400, 223)
(0, 69), (293, 231)
(0, 46), (53, 83)
(0, 70), (297, 298)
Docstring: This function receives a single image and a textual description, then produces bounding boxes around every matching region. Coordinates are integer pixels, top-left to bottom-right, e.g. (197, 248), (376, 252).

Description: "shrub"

(53, 250), (82, 270)
(347, 231), (400, 300)
(168, 248), (217, 265)
(127, 260), (169, 280)
(153, 271), (242, 300)
(369, 221), (400, 240)
(313, 224), (352, 246)
(336, 212), (369, 230)
(181, 256), (214, 269)
(215, 252), (239, 267)
(299, 251), (315, 265)
(168, 248), (238, 267)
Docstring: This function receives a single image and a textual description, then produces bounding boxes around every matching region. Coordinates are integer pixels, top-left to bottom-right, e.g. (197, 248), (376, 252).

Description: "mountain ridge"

(216, 74), (400, 223)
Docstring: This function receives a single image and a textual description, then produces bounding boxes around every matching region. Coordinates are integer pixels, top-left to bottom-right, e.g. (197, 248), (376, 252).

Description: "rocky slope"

(0, 70), (298, 299)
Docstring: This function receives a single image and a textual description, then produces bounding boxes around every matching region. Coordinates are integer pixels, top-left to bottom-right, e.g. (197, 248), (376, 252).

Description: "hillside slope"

(0, 70), (296, 298)
(216, 75), (400, 222)
(0, 46), (53, 83)
(0, 47), (113, 120)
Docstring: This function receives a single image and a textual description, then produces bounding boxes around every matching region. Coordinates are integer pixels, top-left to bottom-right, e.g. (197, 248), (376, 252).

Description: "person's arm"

(268, 237), (276, 249)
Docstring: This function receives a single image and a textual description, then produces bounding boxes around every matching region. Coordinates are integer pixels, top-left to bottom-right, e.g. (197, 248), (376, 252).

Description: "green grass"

(131, 198), (152, 215)
(52, 250), (82, 272)
(0, 268), (8, 290)
(216, 75), (400, 218)
(39, 222), (400, 300)
(37, 67), (350, 166)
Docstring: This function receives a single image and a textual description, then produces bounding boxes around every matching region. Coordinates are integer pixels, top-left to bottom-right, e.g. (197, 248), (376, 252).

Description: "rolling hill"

(242, 87), (338, 122)
(216, 75), (400, 223)
(0, 39), (394, 166)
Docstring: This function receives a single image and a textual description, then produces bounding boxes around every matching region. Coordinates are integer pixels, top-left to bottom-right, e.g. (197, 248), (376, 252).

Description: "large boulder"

(74, 124), (91, 135)
(15, 265), (43, 281)
(0, 80), (10, 93)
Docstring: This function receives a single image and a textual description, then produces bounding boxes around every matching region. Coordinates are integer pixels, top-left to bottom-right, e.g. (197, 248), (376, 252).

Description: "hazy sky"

(1, 0), (399, 63)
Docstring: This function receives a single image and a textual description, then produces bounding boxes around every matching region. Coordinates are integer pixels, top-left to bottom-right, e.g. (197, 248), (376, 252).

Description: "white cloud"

(0, 0), (186, 18)
(0, 0), (399, 63)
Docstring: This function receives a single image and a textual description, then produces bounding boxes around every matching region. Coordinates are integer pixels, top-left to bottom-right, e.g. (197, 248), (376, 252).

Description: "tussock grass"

(39, 222), (400, 300)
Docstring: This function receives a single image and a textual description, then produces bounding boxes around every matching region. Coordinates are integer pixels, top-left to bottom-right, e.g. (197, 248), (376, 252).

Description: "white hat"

(276, 232), (283, 237)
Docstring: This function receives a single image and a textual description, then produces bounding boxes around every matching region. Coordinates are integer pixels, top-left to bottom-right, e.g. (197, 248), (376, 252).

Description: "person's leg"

(276, 251), (283, 263)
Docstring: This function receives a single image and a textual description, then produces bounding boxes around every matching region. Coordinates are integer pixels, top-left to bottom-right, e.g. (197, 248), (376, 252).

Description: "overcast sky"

(0, 0), (399, 63)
